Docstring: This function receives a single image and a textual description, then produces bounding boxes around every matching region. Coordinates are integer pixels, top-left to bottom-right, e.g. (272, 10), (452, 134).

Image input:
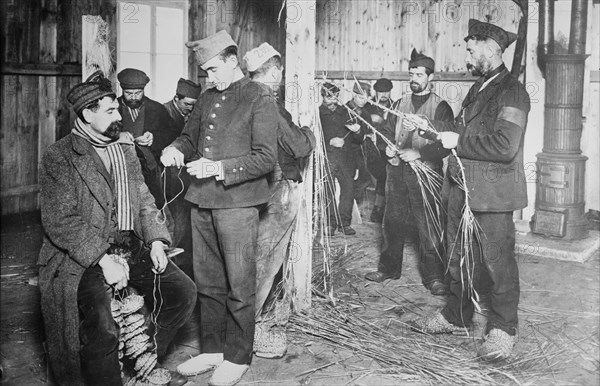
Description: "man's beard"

(410, 82), (426, 93)
(324, 101), (337, 111)
(467, 57), (492, 77)
(104, 121), (122, 140)
(124, 98), (142, 109)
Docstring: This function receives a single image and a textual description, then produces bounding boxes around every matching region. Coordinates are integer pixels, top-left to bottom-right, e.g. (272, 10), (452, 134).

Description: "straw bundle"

(290, 298), (566, 385)
(109, 252), (170, 385)
(82, 15), (113, 80)
(320, 79), (446, 251)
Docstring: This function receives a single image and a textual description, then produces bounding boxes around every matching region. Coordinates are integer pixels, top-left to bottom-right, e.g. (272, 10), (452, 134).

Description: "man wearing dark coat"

(117, 68), (178, 208)
(412, 19), (530, 361)
(346, 82), (374, 220)
(38, 72), (196, 385)
(363, 78), (399, 223)
(162, 78), (202, 276)
(161, 30), (278, 386)
(364, 50), (454, 298)
(320, 82), (365, 236)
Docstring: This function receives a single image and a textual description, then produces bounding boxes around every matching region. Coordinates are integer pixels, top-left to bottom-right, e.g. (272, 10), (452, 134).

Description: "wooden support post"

(39, 0), (58, 162)
(285, 0), (316, 312)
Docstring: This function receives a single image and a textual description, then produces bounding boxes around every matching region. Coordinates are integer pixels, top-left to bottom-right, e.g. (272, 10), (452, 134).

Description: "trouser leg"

(377, 165), (408, 277)
(77, 265), (122, 386)
(128, 253), (197, 359)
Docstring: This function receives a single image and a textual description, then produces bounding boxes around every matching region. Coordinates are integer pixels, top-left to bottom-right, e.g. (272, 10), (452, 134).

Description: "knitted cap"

(67, 71), (116, 114)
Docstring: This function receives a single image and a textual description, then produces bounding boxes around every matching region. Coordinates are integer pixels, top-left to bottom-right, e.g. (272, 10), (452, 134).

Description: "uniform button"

(206, 136), (211, 140)
(239, 167), (244, 171)
(211, 113), (216, 118)
(222, 96), (226, 100)
(204, 147), (210, 152)
(209, 124), (214, 129)
(215, 103), (220, 108)
(232, 168), (237, 172)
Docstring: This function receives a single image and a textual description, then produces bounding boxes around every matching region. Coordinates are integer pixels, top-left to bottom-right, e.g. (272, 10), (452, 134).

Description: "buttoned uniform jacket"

(37, 134), (170, 385)
(434, 66), (530, 211)
(169, 77), (278, 208)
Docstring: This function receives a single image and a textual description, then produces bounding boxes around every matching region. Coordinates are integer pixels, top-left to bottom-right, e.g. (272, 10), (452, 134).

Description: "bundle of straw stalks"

(82, 15), (113, 80)
(320, 77), (447, 256)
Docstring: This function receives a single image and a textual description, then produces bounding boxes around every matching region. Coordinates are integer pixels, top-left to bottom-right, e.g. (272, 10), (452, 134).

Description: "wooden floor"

(1, 211), (599, 385)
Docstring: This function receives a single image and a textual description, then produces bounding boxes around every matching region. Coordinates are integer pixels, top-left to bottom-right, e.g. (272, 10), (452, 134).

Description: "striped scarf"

(72, 118), (133, 230)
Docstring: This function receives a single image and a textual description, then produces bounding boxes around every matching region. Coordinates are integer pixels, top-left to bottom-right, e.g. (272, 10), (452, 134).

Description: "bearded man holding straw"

(411, 19), (530, 361)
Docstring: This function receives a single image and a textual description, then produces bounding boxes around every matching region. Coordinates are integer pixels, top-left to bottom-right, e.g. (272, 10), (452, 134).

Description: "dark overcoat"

(37, 133), (170, 385)
(440, 67), (531, 211)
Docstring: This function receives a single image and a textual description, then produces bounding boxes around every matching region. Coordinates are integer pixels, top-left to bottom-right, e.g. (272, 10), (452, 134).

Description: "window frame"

(116, 0), (189, 99)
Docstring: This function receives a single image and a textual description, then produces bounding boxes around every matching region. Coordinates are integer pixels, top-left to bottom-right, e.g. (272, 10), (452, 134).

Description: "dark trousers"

(353, 150), (372, 206)
(378, 162), (445, 285)
(441, 184), (520, 336)
(325, 161), (355, 228)
(77, 254), (196, 385)
(167, 198), (193, 275)
(191, 206), (259, 365)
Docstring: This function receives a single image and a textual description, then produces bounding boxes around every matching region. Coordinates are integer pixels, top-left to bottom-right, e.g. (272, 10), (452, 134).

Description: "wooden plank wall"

(1, 0), (116, 215)
(315, 0), (522, 113)
(188, 0), (286, 84)
(1, 0), (285, 215)
(316, 0), (520, 73)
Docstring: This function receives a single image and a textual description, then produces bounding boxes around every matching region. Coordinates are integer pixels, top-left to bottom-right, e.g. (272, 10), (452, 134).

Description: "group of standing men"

(319, 19), (530, 361)
(37, 17), (529, 386)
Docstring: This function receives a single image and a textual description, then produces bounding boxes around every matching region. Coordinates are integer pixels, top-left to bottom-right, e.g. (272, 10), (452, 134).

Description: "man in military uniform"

(162, 78), (202, 276)
(364, 49), (453, 298)
(117, 68), (177, 208)
(161, 30), (278, 386)
(244, 42), (316, 359)
(413, 20), (530, 361)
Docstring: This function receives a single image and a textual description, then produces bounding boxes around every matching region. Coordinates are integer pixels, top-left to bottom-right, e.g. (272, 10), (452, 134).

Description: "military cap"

(176, 78), (202, 99)
(464, 19), (517, 52)
(353, 81), (371, 95)
(67, 71), (115, 114)
(373, 78), (393, 92)
(321, 82), (340, 96)
(185, 30), (238, 66)
(117, 68), (150, 89)
(409, 49), (435, 72)
(244, 42), (281, 72)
